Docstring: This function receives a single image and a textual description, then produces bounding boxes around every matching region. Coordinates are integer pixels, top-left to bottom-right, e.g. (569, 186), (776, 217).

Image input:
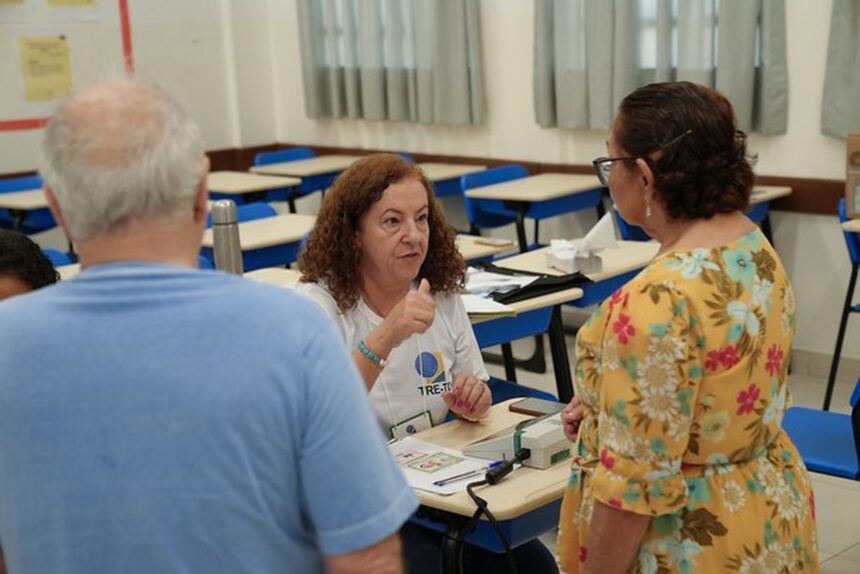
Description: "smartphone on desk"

(508, 397), (565, 417)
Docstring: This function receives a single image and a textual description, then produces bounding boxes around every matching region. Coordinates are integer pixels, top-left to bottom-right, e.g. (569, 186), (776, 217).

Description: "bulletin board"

(0, 0), (133, 131)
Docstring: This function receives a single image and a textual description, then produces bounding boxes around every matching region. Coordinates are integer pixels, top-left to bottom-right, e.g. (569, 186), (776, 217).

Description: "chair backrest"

(839, 199), (860, 265)
(197, 255), (215, 270)
(254, 147), (315, 167)
(41, 248), (74, 267)
(461, 165), (528, 230)
(206, 202), (277, 228)
(852, 377), (860, 471)
(0, 175), (43, 195)
(461, 164), (528, 192)
(397, 152), (416, 164)
(613, 208), (650, 241)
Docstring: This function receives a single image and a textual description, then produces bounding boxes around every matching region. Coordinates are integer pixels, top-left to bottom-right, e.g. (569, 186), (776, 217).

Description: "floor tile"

(820, 554), (860, 573)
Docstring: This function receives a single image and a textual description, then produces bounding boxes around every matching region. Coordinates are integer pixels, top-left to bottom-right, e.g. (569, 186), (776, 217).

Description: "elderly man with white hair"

(0, 80), (416, 574)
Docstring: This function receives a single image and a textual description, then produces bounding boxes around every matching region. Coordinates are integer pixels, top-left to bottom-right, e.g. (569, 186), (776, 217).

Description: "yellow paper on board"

(48, 0), (97, 6)
(18, 36), (73, 102)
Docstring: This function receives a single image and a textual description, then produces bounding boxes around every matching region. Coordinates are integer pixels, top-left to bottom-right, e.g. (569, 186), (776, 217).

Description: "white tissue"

(545, 213), (618, 273)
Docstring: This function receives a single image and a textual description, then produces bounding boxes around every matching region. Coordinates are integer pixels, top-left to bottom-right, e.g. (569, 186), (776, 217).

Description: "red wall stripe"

(0, 0), (134, 132)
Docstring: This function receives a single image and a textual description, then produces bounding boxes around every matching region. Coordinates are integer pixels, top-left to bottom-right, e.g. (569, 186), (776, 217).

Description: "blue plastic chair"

(824, 199), (860, 410)
(252, 147), (333, 213)
(41, 248), (75, 267)
(782, 377), (860, 479)
(205, 202), (276, 229)
(461, 165), (527, 243)
(201, 202), (286, 272)
(197, 255), (215, 270)
(613, 208), (651, 241)
(0, 175), (56, 234)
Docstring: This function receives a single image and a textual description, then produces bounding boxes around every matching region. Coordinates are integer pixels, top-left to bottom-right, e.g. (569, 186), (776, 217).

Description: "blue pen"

(433, 461), (504, 487)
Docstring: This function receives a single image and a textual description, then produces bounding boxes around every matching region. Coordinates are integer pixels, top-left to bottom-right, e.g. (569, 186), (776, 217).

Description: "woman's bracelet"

(357, 339), (387, 369)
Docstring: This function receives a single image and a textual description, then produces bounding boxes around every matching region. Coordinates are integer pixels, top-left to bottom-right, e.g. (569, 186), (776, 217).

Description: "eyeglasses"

(592, 129), (693, 187)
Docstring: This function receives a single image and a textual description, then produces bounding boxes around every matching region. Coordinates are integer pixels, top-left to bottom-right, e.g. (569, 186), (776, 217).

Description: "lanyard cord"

(377, 332), (430, 431)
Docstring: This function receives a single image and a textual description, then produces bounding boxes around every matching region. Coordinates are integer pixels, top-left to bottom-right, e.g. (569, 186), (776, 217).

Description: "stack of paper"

(389, 436), (496, 496)
(460, 294), (516, 319)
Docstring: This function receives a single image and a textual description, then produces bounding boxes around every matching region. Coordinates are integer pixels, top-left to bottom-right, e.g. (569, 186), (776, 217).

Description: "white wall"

(0, 0), (856, 371)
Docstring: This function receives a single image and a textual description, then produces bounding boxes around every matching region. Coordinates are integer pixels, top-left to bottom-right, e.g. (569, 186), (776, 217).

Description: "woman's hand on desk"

(443, 374), (491, 421)
(562, 396), (584, 442)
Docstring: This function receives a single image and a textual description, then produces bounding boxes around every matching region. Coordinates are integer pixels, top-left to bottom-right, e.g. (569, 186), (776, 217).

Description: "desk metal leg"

(501, 343), (517, 382)
(547, 306), (574, 402)
(824, 264), (858, 410)
(761, 214), (774, 245)
(11, 210), (25, 232)
(515, 211), (528, 253)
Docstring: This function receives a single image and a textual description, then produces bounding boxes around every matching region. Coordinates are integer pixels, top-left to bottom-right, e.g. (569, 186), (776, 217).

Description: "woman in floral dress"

(557, 82), (817, 573)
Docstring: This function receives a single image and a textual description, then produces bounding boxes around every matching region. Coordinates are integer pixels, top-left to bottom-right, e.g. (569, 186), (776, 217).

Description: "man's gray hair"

(40, 80), (206, 241)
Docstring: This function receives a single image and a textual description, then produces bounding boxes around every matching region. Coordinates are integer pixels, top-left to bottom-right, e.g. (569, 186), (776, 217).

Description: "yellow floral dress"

(557, 229), (818, 573)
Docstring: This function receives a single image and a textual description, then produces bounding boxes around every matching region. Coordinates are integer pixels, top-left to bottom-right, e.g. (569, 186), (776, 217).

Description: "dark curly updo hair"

(299, 153), (466, 312)
(0, 230), (59, 292)
(615, 81), (754, 220)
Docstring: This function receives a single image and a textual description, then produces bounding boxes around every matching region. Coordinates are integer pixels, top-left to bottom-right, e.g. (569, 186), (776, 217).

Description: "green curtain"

(296, 0), (484, 125)
(821, 0), (860, 138)
(534, 0), (788, 134)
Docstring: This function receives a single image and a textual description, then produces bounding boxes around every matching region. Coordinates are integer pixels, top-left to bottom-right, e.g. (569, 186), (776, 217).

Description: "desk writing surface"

(57, 263), (80, 280)
(411, 400), (570, 520)
(464, 173), (602, 202)
(494, 240), (659, 283)
(455, 234), (516, 261)
(0, 189), (48, 210)
(468, 287), (583, 325)
(750, 185), (792, 204)
(249, 155), (362, 177)
(208, 171), (301, 194)
(843, 219), (860, 233)
(244, 267), (301, 286)
(200, 214), (316, 250)
(417, 162), (485, 183)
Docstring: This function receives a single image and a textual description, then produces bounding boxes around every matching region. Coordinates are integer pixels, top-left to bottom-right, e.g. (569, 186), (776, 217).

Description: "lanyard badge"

(388, 410), (433, 440)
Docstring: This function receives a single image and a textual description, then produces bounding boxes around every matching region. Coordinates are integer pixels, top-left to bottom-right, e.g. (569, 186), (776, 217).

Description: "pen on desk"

(432, 461), (504, 487)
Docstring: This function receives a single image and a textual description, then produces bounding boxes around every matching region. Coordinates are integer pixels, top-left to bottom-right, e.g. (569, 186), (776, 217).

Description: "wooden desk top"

(249, 155), (362, 177)
(464, 173), (603, 202)
(495, 240), (660, 283)
(842, 219), (860, 233)
(208, 171), (301, 194)
(201, 214), (316, 250)
(245, 267), (302, 285)
(0, 189), (48, 210)
(418, 162), (486, 183)
(455, 234), (517, 262)
(410, 400), (570, 519)
(57, 263), (80, 280)
(750, 185), (792, 204)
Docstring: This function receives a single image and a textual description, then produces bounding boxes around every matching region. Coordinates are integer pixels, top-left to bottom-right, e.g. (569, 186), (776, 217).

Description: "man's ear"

(193, 156), (210, 224)
(44, 186), (73, 243)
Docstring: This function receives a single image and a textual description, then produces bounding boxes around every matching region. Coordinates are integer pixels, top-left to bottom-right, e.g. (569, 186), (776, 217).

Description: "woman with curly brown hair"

(296, 153), (560, 574)
(557, 82), (817, 573)
(296, 153), (492, 435)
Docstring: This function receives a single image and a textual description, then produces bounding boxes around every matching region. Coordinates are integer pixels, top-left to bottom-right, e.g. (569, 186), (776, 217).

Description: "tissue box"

(546, 250), (603, 274)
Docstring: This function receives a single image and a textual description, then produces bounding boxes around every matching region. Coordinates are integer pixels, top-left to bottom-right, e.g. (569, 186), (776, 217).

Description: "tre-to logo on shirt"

(414, 351), (452, 396)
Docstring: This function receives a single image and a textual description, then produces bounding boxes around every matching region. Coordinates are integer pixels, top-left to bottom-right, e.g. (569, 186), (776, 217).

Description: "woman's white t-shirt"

(291, 282), (489, 431)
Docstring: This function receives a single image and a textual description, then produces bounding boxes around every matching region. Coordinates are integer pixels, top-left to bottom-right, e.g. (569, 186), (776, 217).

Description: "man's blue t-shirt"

(0, 262), (417, 573)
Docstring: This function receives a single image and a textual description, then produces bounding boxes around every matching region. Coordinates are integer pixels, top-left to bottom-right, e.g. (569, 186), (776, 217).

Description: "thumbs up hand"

(380, 278), (436, 347)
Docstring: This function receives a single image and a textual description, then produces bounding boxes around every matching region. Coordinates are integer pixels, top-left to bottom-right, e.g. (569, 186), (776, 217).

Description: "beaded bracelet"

(357, 339), (387, 369)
